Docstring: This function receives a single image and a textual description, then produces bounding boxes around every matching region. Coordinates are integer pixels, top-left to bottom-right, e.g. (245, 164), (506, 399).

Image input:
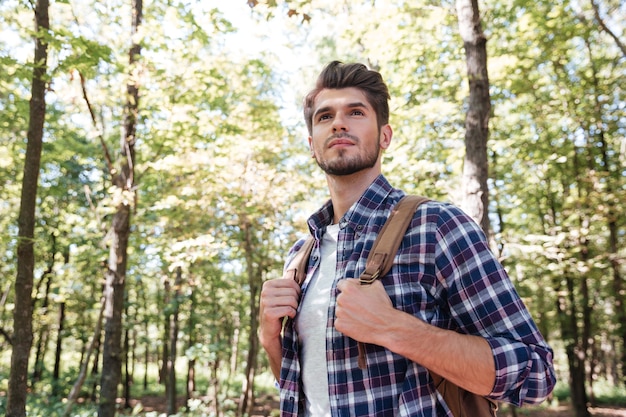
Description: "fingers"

(335, 279), (392, 343)
(259, 279), (301, 339)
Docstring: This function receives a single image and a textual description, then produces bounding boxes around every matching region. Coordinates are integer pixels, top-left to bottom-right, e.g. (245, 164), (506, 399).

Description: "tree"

(6, 0), (49, 416)
(166, 267), (183, 415)
(456, 0), (491, 236)
(1, 1), (625, 414)
(98, 0), (143, 415)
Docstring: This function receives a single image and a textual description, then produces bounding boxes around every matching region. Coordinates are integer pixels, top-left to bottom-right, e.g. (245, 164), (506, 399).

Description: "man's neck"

(326, 170), (381, 224)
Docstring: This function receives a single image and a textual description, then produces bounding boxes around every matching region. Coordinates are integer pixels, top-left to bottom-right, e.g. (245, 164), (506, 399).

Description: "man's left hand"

(335, 278), (396, 345)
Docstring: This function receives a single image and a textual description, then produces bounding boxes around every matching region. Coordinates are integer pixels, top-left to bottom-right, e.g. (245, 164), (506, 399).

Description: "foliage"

(0, 0), (625, 414)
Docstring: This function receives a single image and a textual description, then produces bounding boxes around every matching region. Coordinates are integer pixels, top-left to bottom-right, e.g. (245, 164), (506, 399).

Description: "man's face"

(308, 87), (391, 176)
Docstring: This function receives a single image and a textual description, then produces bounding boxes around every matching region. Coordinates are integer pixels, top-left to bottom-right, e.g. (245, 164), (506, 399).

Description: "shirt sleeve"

(432, 203), (556, 406)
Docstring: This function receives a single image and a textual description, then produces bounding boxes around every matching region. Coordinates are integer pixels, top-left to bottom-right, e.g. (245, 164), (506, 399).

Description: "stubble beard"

(315, 134), (381, 176)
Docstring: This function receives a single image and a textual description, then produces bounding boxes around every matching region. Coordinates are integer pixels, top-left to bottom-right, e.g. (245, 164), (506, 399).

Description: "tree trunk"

(99, 204), (131, 417)
(31, 296), (51, 385)
(212, 358), (222, 417)
(64, 297), (106, 417)
(576, 144), (594, 406)
(230, 311), (240, 377)
(123, 317), (132, 409)
(32, 325), (49, 385)
(186, 282), (197, 407)
(160, 282), (170, 385)
(31, 233), (56, 385)
(166, 267), (183, 415)
(456, 0), (491, 237)
(98, 0), (142, 415)
(144, 322), (149, 390)
(7, 0), (49, 415)
(565, 273), (590, 417)
(91, 325), (102, 402)
(138, 278), (150, 391)
(586, 41), (626, 386)
(52, 301), (66, 395)
(238, 223), (261, 417)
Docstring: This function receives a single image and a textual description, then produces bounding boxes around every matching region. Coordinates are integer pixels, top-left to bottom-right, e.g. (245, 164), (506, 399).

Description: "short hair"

(303, 61), (390, 135)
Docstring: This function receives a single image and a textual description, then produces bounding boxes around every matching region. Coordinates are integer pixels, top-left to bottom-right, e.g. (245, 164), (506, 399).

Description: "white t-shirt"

(296, 224), (339, 417)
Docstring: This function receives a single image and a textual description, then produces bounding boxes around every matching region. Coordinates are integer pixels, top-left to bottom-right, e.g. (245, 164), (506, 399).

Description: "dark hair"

(303, 61), (390, 135)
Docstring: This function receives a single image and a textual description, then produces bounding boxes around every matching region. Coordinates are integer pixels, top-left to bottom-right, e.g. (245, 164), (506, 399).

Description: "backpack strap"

(284, 196), (497, 416)
(356, 195), (429, 369)
(285, 195), (429, 287)
(285, 236), (315, 286)
(285, 195), (430, 369)
(359, 195), (430, 285)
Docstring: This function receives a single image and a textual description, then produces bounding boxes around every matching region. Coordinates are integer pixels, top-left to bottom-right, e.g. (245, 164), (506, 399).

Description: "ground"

(132, 395), (626, 417)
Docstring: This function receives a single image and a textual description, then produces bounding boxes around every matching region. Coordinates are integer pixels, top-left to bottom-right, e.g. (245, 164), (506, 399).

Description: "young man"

(259, 61), (556, 416)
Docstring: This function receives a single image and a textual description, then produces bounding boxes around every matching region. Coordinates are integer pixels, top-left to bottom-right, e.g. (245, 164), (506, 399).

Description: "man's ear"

(308, 136), (315, 157)
(380, 124), (392, 150)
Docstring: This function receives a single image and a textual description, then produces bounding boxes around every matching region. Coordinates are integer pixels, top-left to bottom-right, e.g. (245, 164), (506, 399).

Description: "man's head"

(303, 61), (390, 136)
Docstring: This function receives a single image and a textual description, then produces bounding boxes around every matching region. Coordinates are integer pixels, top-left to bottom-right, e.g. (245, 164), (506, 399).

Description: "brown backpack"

(285, 195), (498, 417)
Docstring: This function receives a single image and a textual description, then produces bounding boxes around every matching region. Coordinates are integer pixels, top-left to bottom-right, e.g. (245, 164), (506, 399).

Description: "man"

(259, 61), (555, 416)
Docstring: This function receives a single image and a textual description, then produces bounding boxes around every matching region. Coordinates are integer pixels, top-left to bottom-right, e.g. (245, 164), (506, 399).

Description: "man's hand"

(336, 278), (496, 396)
(335, 279), (396, 345)
(259, 277), (301, 380)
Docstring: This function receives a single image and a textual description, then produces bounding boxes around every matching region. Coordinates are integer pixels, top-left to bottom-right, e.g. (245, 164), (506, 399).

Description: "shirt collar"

(307, 174), (395, 236)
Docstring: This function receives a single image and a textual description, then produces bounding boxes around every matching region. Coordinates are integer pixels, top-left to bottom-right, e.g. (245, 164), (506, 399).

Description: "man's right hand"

(259, 278), (301, 380)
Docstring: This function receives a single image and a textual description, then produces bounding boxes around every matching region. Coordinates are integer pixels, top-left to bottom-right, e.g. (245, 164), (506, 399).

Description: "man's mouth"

(329, 139), (354, 148)
(327, 135), (357, 148)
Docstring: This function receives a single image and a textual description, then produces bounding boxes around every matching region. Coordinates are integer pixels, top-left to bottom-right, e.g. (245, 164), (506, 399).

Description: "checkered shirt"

(278, 175), (556, 417)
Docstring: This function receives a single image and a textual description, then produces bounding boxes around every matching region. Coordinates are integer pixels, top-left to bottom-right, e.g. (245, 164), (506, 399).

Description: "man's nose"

(332, 113), (348, 131)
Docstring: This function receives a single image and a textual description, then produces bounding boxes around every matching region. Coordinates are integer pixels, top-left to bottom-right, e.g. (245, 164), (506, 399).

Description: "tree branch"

(590, 0), (626, 59)
(78, 70), (117, 179)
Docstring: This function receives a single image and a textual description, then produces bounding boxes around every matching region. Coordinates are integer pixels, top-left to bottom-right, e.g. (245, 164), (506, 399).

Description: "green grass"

(3, 364), (625, 417)
(0, 367), (279, 416)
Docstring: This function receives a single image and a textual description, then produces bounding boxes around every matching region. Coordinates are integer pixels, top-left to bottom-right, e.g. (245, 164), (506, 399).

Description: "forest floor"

(133, 394), (626, 417)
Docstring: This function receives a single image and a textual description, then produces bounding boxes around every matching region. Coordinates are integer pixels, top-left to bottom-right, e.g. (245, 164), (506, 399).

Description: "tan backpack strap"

(356, 195), (429, 369)
(359, 195), (430, 285)
(285, 236), (315, 285)
(431, 370), (499, 417)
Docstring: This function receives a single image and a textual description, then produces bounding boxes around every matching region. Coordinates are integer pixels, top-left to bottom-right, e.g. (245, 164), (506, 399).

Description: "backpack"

(285, 195), (498, 417)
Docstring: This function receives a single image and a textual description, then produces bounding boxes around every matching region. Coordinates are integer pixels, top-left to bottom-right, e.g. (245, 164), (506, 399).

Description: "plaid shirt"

(279, 175), (555, 417)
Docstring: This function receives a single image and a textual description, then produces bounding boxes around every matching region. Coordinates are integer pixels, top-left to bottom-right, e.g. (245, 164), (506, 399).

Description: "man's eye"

(352, 110), (364, 116)
(318, 114), (331, 121)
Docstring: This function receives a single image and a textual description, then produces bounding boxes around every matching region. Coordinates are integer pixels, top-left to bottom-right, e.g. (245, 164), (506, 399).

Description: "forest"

(0, 0), (624, 416)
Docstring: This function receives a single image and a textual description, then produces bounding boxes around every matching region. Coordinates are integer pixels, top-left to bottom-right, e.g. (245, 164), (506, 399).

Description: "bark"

(186, 282), (197, 407)
(97, 0), (142, 414)
(543, 173), (588, 416)
(574, 139), (595, 405)
(143, 286), (150, 390)
(166, 267), (183, 415)
(98, 203), (131, 417)
(585, 39), (626, 386)
(31, 233), (56, 384)
(144, 339), (149, 390)
(238, 222), (261, 417)
(456, 0), (491, 237)
(90, 325), (102, 401)
(1, 282), (13, 344)
(212, 358), (222, 417)
(31, 279), (51, 384)
(552, 157), (590, 417)
(52, 301), (66, 395)
(565, 273), (590, 417)
(230, 311), (240, 377)
(64, 297), (106, 417)
(7, 0), (49, 415)
(123, 316), (132, 409)
(160, 282), (170, 385)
